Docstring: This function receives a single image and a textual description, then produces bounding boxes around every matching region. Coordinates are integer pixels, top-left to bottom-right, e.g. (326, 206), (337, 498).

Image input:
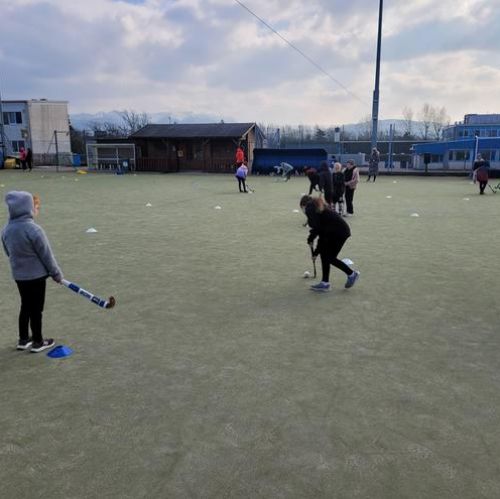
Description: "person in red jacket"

(235, 146), (245, 166)
(19, 147), (27, 171)
(473, 154), (490, 195)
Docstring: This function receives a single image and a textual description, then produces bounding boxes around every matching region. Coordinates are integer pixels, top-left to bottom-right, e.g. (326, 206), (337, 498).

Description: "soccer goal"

(86, 143), (136, 172)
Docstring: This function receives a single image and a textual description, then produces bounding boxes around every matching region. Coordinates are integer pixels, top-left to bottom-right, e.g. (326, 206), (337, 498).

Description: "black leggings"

(16, 277), (47, 343)
(308, 181), (319, 195)
(320, 238), (353, 282)
(479, 181), (487, 194)
(237, 177), (247, 192)
(345, 187), (355, 214)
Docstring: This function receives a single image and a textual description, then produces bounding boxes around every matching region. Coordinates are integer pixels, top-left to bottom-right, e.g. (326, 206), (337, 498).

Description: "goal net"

(86, 143), (136, 172)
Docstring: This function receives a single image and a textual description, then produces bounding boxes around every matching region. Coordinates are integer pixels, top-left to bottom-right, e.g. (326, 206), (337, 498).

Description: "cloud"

(0, 0), (498, 125)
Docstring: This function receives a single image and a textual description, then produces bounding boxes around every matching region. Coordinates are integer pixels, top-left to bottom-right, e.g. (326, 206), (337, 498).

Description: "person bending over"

(300, 195), (359, 293)
(305, 167), (320, 195)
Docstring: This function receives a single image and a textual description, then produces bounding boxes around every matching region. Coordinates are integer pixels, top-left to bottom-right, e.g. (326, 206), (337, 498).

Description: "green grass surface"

(0, 170), (499, 498)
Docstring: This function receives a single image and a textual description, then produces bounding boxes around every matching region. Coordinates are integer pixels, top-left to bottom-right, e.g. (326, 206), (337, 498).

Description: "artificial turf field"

(0, 170), (499, 499)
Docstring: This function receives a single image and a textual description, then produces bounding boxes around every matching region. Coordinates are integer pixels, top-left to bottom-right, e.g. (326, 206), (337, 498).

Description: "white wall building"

(1, 99), (71, 164)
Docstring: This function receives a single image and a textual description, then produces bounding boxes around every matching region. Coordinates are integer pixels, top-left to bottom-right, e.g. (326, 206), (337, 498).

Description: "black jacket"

(319, 169), (333, 197)
(473, 159), (490, 171)
(305, 203), (351, 255)
(332, 172), (345, 196)
(306, 169), (320, 185)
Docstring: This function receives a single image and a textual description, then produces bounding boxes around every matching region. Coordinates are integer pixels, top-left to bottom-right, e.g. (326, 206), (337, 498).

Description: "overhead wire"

(233, 0), (368, 106)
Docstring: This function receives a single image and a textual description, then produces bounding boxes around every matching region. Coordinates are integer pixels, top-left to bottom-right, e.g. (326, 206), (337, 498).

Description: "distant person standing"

(473, 153), (490, 195)
(318, 161), (333, 206)
(235, 162), (248, 193)
(332, 163), (345, 215)
(367, 148), (380, 182)
(19, 147), (27, 172)
(26, 148), (33, 172)
(305, 167), (320, 195)
(344, 160), (359, 216)
(235, 145), (245, 167)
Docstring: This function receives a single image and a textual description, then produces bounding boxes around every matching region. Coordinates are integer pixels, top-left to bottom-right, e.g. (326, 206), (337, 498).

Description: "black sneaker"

(17, 338), (33, 351)
(31, 339), (55, 353)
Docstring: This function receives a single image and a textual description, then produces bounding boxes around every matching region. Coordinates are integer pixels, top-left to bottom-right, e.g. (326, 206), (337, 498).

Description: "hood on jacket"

(5, 191), (34, 220)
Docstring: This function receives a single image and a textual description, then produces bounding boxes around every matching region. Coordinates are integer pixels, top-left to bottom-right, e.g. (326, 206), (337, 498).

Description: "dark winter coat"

(473, 159), (490, 182)
(306, 168), (320, 185)
(304, 202), (351, 256)
(332, 172), (345, 197)
(318, 162), (333, 203)
(369, 150), (380, 175)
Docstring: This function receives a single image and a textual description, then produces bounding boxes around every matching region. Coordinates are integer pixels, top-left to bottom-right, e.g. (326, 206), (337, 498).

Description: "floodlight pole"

(371, 0), (384, 151)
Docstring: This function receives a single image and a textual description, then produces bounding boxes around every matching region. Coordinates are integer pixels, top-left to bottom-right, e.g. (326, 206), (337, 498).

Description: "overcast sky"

(0, 0), (499, 125)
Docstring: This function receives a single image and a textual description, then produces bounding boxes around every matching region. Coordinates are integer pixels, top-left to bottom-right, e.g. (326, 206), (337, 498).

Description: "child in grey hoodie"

(2, 191), (63, 352)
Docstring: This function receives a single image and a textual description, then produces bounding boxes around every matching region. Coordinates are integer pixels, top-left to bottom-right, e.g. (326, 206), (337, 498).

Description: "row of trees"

(261, 103), (450, 147)
(70, 103), (450, 153)
(401, 104), (450, 140)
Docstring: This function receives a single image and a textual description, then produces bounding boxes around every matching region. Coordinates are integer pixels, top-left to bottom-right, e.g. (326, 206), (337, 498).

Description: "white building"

(1, 99), (71, 165)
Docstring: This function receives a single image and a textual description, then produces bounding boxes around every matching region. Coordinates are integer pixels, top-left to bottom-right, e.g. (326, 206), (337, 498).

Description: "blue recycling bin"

(72, 154), (81, 167)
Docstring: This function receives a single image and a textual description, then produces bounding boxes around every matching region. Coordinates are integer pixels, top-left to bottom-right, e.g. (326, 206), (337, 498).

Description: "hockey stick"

(488, 184), (497, 194)
(309, 244), (317, 278)
(62, 279), (116, 309)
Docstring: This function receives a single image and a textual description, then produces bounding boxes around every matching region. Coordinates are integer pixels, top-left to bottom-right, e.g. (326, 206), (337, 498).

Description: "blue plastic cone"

(47, 345), (73, 358)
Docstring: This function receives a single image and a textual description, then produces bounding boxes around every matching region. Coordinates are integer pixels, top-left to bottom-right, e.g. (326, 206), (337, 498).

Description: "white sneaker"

(17, 339), (33, 351)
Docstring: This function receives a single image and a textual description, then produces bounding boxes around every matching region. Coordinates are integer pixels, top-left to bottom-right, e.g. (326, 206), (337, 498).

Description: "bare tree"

(118, 110), (152, 135)
(431, 106), (449, 139)
(402, 106), (414, 138)
(419, 103), (434, 140)
(357, 115), (372, 140)
(88, 120), (126, 138)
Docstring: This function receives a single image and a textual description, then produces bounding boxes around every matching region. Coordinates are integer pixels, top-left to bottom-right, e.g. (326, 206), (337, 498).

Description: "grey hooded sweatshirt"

(1, 191), (62, 281)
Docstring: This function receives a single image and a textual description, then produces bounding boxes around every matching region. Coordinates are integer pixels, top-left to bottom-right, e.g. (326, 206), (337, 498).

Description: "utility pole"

(371, 0), (384, 151)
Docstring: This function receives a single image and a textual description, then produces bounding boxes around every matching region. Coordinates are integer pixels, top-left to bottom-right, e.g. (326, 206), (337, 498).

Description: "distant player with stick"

(2, 191), (62, 352)
(280, 162), (294, 181)
(300, 195), (359, 292)
(235, 161), (249, 193)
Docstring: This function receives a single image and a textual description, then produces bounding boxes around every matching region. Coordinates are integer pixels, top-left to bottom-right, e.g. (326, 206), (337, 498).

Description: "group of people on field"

(304, 160), (360, 216)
